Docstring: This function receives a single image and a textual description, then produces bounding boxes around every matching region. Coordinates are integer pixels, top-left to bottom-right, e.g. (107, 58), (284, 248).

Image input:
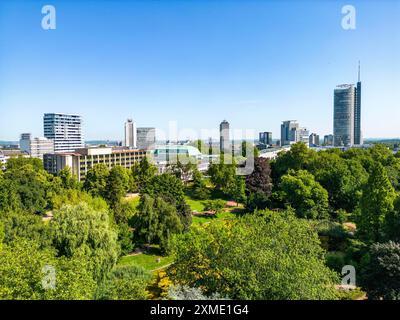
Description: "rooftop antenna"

(358, 60), (361, 82)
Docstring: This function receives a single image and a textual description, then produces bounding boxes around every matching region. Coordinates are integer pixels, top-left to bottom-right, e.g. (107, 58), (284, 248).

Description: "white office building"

(43, 113), (84, 153)
(19, 133), (54, 159)
(124, 119), (137, 148)
(137, 127), (156, 150)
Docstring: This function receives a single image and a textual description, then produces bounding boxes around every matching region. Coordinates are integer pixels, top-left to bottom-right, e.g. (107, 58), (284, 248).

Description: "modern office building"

(19, 133), (54, 159)
(309, 133), (320, 147)
(43, 147), (146, 181)
(219, 120), (230, 153)
(323, 134), (334, 146)
(124, 118), (137, 148)
(281, 121), (309, 146)
(43, 113), (84, 153)
(354, 62), (362, 145)
(294, 127), (310, 145)
(334, 64), (363, 147)
(137, 127), (156, 150)
(281, 120), (299, 146)
(333, 84), (355, 147)
(259, 132), (272, 146)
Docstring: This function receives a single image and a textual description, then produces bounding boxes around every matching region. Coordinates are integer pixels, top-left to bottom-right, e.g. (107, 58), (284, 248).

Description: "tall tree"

(360, 241), (400, 300)
(279, 170), (329, 219)
(83, 164), (110, 198)
(357, 162), (396, 242)
(105, 166), (130, 208)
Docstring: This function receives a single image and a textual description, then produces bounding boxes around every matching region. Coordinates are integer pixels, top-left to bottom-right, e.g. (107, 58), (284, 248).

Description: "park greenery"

(0, 142), (400, 300)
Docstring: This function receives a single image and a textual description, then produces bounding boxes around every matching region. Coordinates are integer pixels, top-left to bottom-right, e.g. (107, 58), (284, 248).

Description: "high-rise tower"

(124, 119), (137, 148)
(43, 113), (84, 153)
(219, 120), (230, 153)
(354, 61), (362, 145)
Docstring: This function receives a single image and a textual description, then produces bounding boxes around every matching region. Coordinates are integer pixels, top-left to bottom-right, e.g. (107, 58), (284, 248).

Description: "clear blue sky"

(0, 0), (399, 141)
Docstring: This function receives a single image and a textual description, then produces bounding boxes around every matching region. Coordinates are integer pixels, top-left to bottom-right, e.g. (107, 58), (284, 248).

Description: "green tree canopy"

(50, 203), (119, 282)
(169, 211), (338, 300)
(279, 170), (329, 219)
(356, 162), (396, 242)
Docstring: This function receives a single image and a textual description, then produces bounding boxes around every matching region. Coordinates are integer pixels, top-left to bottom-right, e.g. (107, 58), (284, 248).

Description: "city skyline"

(0, 0), (399, 140)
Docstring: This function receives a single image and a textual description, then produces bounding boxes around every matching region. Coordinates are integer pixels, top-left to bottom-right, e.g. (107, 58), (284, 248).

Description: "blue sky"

(0, 0), (399, 141)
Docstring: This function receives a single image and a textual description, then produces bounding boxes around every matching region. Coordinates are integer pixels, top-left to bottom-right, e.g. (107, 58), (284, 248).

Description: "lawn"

(192, 210), (238, 225)
(118, 247), (174, 271)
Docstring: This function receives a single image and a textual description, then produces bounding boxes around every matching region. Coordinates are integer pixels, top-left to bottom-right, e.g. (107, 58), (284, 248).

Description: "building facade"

(334, 65), (362, 147)
(259, 132), (272, 146)
(137, 127), (156, 150)
(334, 84), (355, 147)
(20, 133), (54, 159)
(323, 134), (334, 146)
(219, 120), (230, 153)
(309, 133), (320, 147)
(43, 147), (146, 181)
(43, 113), (84, 153)
(354, 64), (362, 145)
(281, 120), (299, 146)
(124, 119), (137, 148)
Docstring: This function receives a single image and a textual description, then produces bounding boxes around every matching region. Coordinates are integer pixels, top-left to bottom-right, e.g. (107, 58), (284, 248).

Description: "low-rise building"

(43, 147), (146, 181)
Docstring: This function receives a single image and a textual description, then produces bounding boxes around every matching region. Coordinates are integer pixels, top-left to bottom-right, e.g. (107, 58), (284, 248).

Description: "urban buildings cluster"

(1, 63), (365, 179)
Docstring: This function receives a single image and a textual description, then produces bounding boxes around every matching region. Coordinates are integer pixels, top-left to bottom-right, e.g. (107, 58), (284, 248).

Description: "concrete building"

(309, 133), (320, 147)
(281, 121), (309, 146)
(281, 120), (299, 146)
(137, 127), (156, 150)
(44, 113), (84, 153)
(334, 84), (355, 147)
(0, 149), (29, 170)
(324, 134), (334, 146)
(334, 64), (363, 147)
(19, 133), (54, 159)
(219, 120), (230, 153)
(259, 132), (272, 146)
(124, 119), (137, 148)
(43, 147), (146, 181)
(294, 127), (310, 145)
(354, 62), (362, 145)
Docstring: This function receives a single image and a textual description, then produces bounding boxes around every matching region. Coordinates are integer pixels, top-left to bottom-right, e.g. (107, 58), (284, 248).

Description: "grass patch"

(118, 247), (174, 271)
(192, 210), (237, 225)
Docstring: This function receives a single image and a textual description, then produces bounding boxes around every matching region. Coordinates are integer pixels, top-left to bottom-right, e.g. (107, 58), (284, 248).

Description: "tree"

(105, 166), (130, 208)
(132, 156), (157, 192)
(83, 164), (109, 198)
(226, 176), (246, 204)
(203, 199), (226, 214)
(279, 170), (329, 219)
(271, 142), (314, 182)
(191, 168), (210, 200)
(241, 141), (259, 158)
(356, 162), (396, 242)
(142, 173), (191, 230)
(0, 210), (52, 248)
(208, 154), (236, 196)
(117, 222), (135, 255)
(169, 211), (338, 300)
(168, 285), (226, 300)
(360, 241), (400, 300)
(308, 152), (367, 212)
(0, 238), (96, 299)
(58, 166), (80, 189)
(245, 157), (273, 195)
(134, 195), (183, 252)
(50, 203), (119, 282)
(2, 162), (51, 214)
(96, 265), (150, 300)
